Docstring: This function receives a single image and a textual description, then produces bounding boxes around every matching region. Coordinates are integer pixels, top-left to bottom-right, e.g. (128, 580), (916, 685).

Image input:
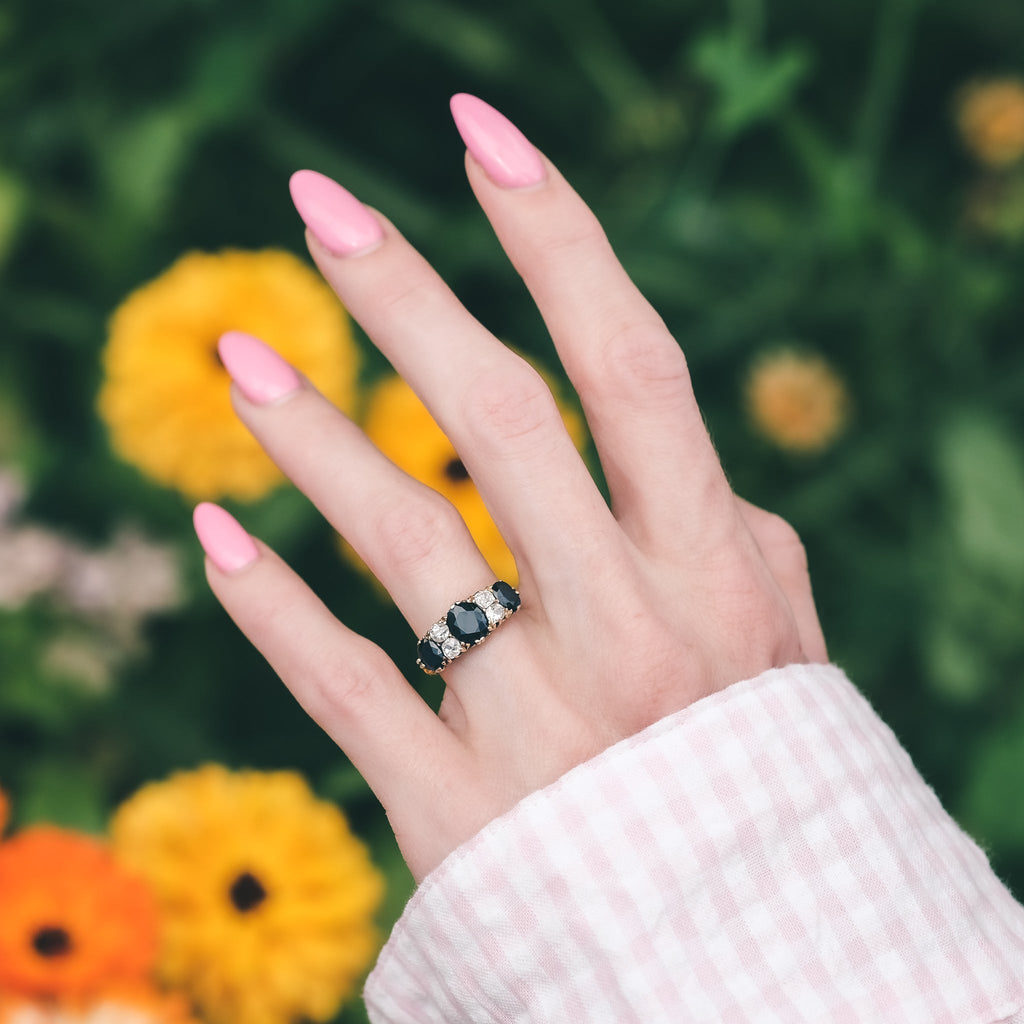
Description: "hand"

(194, 94), (827, 882)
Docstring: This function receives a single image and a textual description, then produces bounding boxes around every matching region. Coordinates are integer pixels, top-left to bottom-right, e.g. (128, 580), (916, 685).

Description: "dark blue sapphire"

(416, 637), (446, 672)
(491, 581), (520, 612)
(447, 602), (489, 643)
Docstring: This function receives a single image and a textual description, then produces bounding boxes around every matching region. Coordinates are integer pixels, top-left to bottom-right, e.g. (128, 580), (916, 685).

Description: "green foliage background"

(2, 0), (1024, 1018)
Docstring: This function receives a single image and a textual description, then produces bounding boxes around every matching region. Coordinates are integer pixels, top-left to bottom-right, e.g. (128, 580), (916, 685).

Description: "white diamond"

(485, 603), (505, 626)
(429, 622), (450, 643)
(473, 590), (496, 608)
(441, 637), (463, 659)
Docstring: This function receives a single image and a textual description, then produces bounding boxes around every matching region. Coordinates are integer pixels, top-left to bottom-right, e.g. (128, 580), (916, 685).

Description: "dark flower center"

(229, 871), (268, 913)
(32, 926), (72, 958)
(443, 457), (469, 482)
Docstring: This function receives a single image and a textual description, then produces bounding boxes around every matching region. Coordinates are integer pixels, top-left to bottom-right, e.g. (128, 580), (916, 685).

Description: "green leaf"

(18, 758), (107, 834)
(690, 29), (811, 138)
(382, 0), (518, 77)
(0, 168), (26, 269)
(960, 707), (1024, 852)
(922, 621), (990, 701)
(97, 106), (197, 229)
(319, 762), (373, 806)
(937, 412), (1024, 581)
(919, 411), (1024, 701)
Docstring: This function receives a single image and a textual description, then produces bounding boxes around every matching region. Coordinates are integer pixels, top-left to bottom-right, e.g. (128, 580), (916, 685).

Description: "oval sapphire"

(491, 581), (520, 612)
(416, 637), (447, 672)
(447, 601), (489, 644)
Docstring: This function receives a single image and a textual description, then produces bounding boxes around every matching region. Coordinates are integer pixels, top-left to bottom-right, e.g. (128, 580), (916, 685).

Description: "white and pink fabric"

(365, 664), (1024, 1022)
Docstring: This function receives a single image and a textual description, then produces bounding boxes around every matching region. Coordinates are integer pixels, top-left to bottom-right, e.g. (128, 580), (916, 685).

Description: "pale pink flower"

(60, 528), (183, 622)
(0, 527), (68, 609)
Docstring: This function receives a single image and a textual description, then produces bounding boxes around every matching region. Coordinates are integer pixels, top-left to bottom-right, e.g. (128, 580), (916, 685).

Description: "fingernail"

(289, 170), (384, 256)
(194, 503), (258, 573)
(218, 331), (301, 405)
(450, 93), (546, 189)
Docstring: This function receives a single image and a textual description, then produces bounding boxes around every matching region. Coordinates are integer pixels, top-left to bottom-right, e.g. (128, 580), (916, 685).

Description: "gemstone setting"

(416, 581), (521, 674)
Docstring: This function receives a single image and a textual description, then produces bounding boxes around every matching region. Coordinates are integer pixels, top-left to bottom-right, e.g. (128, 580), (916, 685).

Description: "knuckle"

(759, 512), (809, 571)
(592, 320), (690, 400)
(463, 362), (559, 450)
(372, 494), (464, 577)
(706, 566), (796, 666)
(306, 642), (389, 718)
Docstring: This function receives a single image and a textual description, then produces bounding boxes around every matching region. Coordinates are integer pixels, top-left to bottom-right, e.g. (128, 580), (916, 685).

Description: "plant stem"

(853, 0), (924, 193)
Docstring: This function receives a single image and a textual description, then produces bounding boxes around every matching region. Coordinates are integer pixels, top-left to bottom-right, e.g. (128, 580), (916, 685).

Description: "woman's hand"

(194, 94), (827, 882)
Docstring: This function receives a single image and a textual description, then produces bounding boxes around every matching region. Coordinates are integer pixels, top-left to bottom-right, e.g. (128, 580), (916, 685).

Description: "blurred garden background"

(2, 0), (1024, 1019)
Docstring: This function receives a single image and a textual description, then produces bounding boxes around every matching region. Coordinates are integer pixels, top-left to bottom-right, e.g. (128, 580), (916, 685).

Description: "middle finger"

(289, 170), (619, 588)
(452, 95), (734, 554)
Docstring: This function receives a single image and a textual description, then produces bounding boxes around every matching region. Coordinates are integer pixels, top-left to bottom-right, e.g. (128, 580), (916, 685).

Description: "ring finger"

(217, 330), (502, 650)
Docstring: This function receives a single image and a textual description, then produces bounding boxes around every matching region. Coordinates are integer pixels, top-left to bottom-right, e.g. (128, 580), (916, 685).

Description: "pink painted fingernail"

(193, 503), (258, 573)
(218, 331), (300, 405)
(289, 169), (384, 256)
(450, 93), (546, 189)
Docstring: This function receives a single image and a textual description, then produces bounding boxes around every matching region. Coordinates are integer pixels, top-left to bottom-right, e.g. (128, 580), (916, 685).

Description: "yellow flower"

(110, 765), (384, 1024)
(956, 77), (1024, 167)
(744, 349), (849, 453)
(356, 371), (587, 584)
(98, 250), (357, 501)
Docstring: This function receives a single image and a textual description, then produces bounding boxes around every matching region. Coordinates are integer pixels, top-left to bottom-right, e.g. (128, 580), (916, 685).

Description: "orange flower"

(744, 349), (849, 454)
(956, 77), (1024, 167)
(0, 786), (9, 837)
(0, 827), (159, 999)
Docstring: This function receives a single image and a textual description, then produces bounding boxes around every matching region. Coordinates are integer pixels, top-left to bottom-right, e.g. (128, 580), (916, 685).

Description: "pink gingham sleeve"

(364, 664), (1024, 1023)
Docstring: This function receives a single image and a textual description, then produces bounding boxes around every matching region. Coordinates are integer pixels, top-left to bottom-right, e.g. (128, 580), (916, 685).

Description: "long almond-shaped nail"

(194, 503), (258, 573)
(450, 93), (546, 189)
(218, 331), (300, 405)
(289, 170), (384, 256)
